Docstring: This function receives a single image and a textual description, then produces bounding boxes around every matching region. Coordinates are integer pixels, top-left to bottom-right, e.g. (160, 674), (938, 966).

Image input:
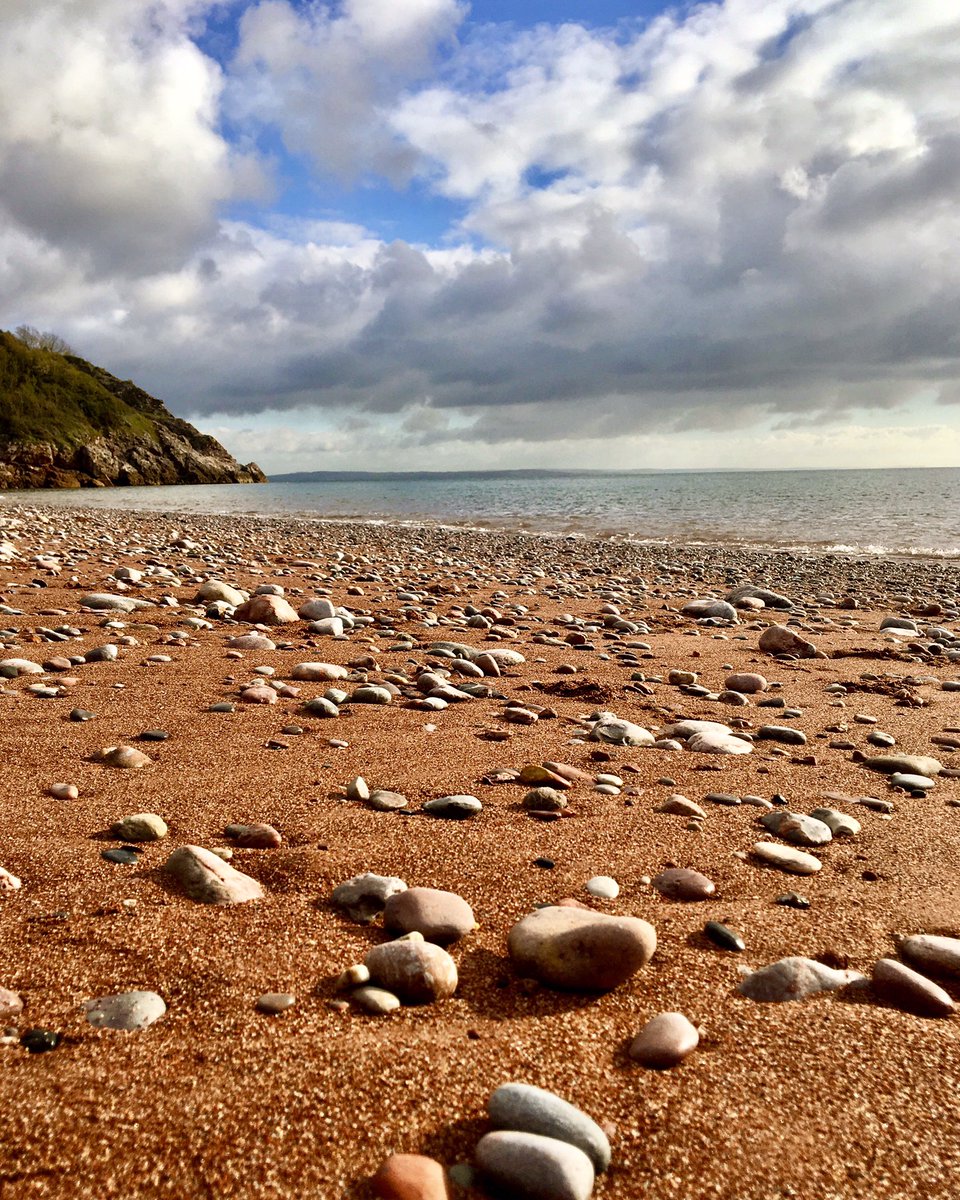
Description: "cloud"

(1, 0), (959, 470)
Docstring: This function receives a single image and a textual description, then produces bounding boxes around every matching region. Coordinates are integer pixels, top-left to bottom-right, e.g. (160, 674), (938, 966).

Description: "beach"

(1, 503), (959, 1200)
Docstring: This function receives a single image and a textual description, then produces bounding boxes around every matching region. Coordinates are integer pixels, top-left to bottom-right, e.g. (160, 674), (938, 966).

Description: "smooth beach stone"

(304, 697), (340, 717)
(657, 795), (706, 818)
(194, 580), (245, 606)
(352, 986), (402, 1015)
(383, 887), (476, 944)
(687, 729), (752, 755)
(367, 789), (408, 812)
(79, 593), (149, 612)
(84, 990), (166, 1031)
(225, 633), (276, 651)
(292, 661), (349, 682)
(240, 685), (278, 704)
(681, 599), (738, 621)
(809, 808), (860, 837)
(48, 782), (78, 801)
(705, 921), (745, 952)
(111, 812), (168, 842)
(84, 643), (119, 663)
(588, 714), (654, 746)
(522, 787), (568, 811)
(629, 1011), (700, 1068)
(20, 1028), (62, 1053)
(488, 1082), (611, 1172)
(738, 957), (864, 1002)
(475, 1131), (594, 1200)
(256, 992), (296, 1015)
(225, 822), (282, 849)
(776, 892), (810, 909)
(422, 795), (482, 819)
(165, 845), (264, 905)
(758, 725), (807, 746)
(95, 745), (152, 769)
(102, 847), (140, 865)
(899, 935), (960, 978)
(363, 937), (458, 1004)
(585, 875), (619, 900)
(306, 617), (344, 636)
(233, 594), (299, 624)
(372, 1153), (450, 1200)
(652, 868), (716, 901)
(298, 598), (337, 620)
(758, 625), (818, 658)
(751, 843), (821, 875)
(0, 987), (24, 1020)
(351, 685), (394, 704)
(727, 585), (793, 610)
(890, 772), (935, 791)
(0, 658), (44, 678)
(760, 811), (832, 847)
(724, 673), (768, 696)
(507, 906), (656, 991)
(70, 708), (97, 722)
(872, 959), (956, 1018)
(858, 753), (942, 777)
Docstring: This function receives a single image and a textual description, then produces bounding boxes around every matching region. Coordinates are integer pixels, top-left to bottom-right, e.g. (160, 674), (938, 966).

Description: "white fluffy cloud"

(1, 0), (959, 470)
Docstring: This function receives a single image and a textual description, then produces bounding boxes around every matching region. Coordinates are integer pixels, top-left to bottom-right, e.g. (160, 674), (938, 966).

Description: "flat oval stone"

(256, 992), (296, 1014)
(890, 772), (935, 791)
(224, 823), (282, 849)
(507, 907), (656, 991)
(652, 868), (716, 901)
(102, 847), (140, 865)
(422, 795), (482, 819)
(475, 1131), (594, 1200)
(585, 875), (619, 900)
(725, 672), (768, 693)
(657, 795), (706, 818)
(84, 990), (166, 1031)
(488, 1082), (610, 1172)
(96, 745), (152, 769)
(752, 843), (821, 875)
(760, 811), (832, 847)
(629, 1011), (700, 1068)
(372, 1153), (450, 1200)
(291, 662), (349, 681)
(352, 986), (402, 1015)
(859, 753), (942, 777)
(165, 845), (264, 905)
(384, 887), (475, 944)
(111, 813), (167, 842)
(48, 782), (78, 800)
(809, 808), (860, 837)
(589, 715), (654, 746)
(363, 938), (458, 1003)
(738, 957), (863, 1002)
(366, 789), (408, 812)
(705, 921), (745, 951)
(872, 958), (956, 1017)
(899, 935), (960, 978)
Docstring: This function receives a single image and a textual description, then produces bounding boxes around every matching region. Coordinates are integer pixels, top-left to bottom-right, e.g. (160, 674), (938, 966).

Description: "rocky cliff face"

(0, 333), (266, 489)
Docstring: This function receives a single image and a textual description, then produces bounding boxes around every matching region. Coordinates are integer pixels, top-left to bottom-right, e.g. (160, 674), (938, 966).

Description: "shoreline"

(0, 503), (958, 1198)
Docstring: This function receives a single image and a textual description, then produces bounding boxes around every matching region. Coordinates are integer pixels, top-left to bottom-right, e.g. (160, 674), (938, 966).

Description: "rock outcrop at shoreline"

(0, 330), (266, 488)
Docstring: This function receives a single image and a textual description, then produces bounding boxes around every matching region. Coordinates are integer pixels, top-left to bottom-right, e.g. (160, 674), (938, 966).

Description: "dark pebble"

(69, 709), (96, 722)
(101, 847), (140, 866)
(138, 729), (169, 741)
(21, 1028), (61, 1053)
(705, 921), (746, 951)
(534, 857), (555, 869)
(776, 892), (810, 909)
(208, 703), (235, 713)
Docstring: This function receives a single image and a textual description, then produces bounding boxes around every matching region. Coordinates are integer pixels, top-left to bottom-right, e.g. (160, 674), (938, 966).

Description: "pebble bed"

(0, 505), (959, 1198)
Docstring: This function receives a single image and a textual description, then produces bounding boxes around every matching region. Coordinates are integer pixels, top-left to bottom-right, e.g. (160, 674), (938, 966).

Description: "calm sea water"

(1, 468), (958, 557)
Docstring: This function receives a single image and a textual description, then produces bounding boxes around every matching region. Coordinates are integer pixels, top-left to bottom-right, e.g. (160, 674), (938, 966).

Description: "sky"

(2, 0), (959, 474)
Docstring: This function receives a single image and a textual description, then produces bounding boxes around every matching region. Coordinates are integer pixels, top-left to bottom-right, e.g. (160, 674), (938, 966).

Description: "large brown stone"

(165, 845), (264, 905)
(507, 907), (656, 991)
(383, 887), (475, 944)
(372, 1154), (450, 1200)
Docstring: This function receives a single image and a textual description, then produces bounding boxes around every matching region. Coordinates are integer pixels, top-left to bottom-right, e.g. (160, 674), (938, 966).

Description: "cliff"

(0, 331), (266, 489)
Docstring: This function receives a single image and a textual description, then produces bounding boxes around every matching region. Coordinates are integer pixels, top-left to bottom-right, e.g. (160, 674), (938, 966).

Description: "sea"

(0, 467), (958, 558)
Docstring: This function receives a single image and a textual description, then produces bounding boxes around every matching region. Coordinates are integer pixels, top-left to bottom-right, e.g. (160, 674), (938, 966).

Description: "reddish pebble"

(372, 1154), (450, 1200)
(652, 868), (716, 901)
(629, 1011), (700, 1068)
(225, 823), (282, 849)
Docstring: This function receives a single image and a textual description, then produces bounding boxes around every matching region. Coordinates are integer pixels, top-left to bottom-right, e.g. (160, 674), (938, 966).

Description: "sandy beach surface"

(0, 504), (959, 1200)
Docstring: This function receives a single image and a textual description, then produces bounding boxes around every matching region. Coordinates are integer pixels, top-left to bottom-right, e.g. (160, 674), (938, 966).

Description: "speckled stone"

(363, 937), (458, 1003)
(508, 906), (656, 991)
(899, 934), (960, 978)
(84, 990), (166, 1031)
(111, 812), (168, 842)
(165, 845), (264, 905)
(475, 1131), (594, 1200)
(738, 957), (864, 1002)
(652, 868), (716, 901)
(629, 1011), (700, 1068)
(255, 992), (296, 1015)
(751, 842), (822, 875)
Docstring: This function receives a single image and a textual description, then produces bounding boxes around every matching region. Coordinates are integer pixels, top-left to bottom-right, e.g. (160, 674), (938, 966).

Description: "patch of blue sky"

(466, 1), (675, 32)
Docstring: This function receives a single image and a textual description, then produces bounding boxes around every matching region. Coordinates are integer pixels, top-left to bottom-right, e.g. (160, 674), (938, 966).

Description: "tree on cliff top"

(14, 325), (75, 356)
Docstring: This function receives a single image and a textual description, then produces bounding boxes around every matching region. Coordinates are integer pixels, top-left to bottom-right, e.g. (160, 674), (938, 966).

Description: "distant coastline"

(268, 465), (952, 482)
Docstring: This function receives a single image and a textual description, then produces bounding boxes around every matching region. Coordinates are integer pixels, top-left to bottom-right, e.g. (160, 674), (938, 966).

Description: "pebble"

(0, 988), (23, 1020)
(422, 795), (482, 819)
(809, 808), (860, 837)
(725, 672), (768, 693)
(233, 594), (299, 624)
(858, 752), (942, 777)
(84, 990), (166, 1031)
(331, 873), (408, 924)
(102, 847), (140, 866)
(657, 795), (707, 818)
(363, 936), (458, 1003)
(629, 1011), (700, 1068)
(760, 810), (833, 847)
(367, 789), (409, 812)
(20, 1028), (61, 1053)
(475, 1131), (595, 1200)
(507, 907), (656, 990)
(585, 875), (619, 900)
(872, 959), (956, 1018)
(488, 1082), (611, 1171)
(255, 992), (296, 1015)
(751, 843), (822, 875)
(704, 921), (745, 951)
(111, 813), (168, 842)
(48, 783), (78, 800)
(225, 823), (282, 849)
(588, 714), (654, 746)
(898, 934), (960, 978)
(352, 986), (403, 1015)
(165, 845), (264, 905)
(758, 625), (819, 658)
(383, 887), (476, 944)
(372, 1154), (450, 1200)
(652, 868), (716, 901)
(776, 892), (810, 909)
(523, 787), (568, 811)
(738, 957), (864, 1002)
(95, 745), (152, 769)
